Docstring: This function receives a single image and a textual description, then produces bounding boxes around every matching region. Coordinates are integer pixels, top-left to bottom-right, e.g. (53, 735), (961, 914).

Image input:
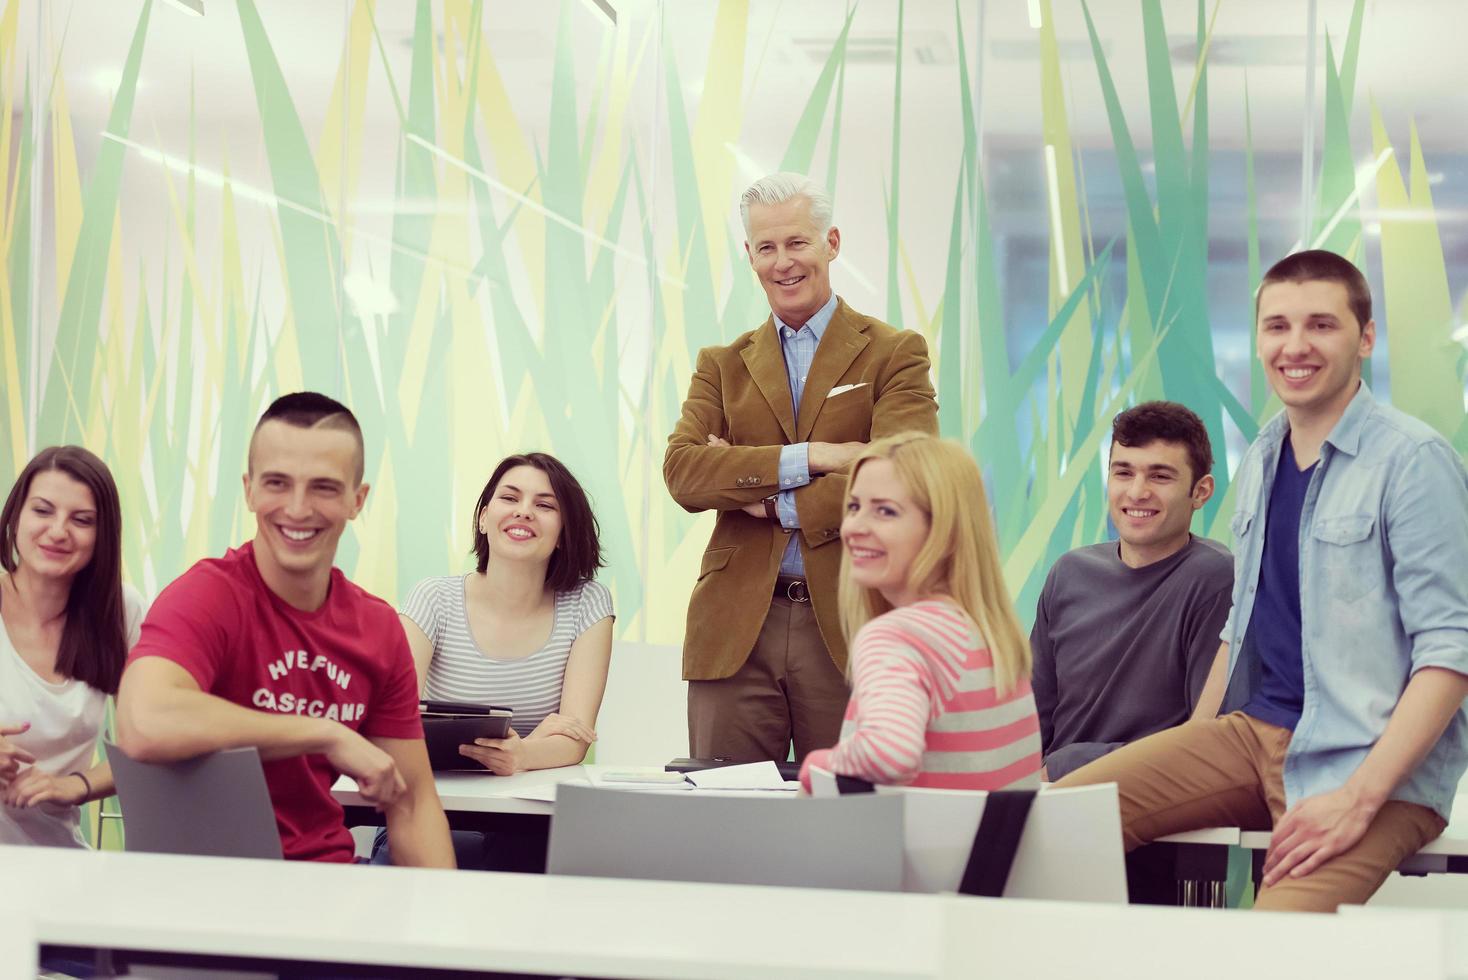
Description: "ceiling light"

(579, 0), (615, 27)
(1044, 144), (1069, 295)
(91, 69), (145, 95)
(343, 274), (399, 319)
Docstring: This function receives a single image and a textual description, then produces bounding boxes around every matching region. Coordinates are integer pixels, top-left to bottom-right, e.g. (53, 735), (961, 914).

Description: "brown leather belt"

(775, 576), (810, 603)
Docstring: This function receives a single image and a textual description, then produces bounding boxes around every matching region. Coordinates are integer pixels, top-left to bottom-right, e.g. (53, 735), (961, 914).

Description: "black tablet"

(420, 701), (514, 772)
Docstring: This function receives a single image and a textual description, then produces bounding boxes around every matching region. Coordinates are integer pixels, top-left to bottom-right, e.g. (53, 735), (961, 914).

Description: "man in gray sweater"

(1031, 402), (1234, 782)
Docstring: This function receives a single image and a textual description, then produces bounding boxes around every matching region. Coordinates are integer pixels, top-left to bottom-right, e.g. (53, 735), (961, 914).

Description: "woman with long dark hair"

(0, 446), (144, 847)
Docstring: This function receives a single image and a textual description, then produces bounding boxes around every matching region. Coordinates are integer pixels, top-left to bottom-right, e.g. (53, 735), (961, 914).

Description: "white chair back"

(593, 640), (687, 765)
(810, 770), (1127, 902)
(109, 743), (282, 859)
(548, 782), (905, 891)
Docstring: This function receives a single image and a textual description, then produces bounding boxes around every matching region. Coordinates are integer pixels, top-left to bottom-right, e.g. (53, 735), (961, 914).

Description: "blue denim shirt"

(1219, 384), (1468, 820)
(773, 292), (838, 576)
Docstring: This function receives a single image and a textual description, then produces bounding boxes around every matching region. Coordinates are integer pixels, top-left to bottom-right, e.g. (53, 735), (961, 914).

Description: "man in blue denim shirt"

(1058, 250), (1468, 911)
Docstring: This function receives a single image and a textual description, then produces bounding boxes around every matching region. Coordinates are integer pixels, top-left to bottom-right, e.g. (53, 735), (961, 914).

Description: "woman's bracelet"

(68, 770), (92, 802)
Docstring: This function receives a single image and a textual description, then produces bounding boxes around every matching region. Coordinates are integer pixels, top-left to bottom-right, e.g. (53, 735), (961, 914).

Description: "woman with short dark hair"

(374, 452), (613, 869)
(0, 446), (145, 847)
(403, 452), (613, 767)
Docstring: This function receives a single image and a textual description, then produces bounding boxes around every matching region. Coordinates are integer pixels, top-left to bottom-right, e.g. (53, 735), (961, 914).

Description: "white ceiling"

(26, 0), (1467, 156)
(9, 0), (1464, 269)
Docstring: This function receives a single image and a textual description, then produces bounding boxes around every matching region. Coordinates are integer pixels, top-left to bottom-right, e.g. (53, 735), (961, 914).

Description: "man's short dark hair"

(1111, 401), (1213, 486)
(1255, 249), (1372, 331)
(472, 452), (605, 593)
(251, 392), (365, 484)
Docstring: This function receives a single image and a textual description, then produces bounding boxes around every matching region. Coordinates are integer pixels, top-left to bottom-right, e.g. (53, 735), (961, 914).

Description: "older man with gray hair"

(664, 172), (939, 762)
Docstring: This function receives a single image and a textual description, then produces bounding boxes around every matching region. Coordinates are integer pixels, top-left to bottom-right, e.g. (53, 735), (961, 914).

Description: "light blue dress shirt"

(1219, 383), (1468, 820)
(773, 292), (839, 578)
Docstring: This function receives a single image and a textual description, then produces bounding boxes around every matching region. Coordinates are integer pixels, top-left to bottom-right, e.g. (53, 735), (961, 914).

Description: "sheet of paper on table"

(685, 761), (797, 791)
(507, 774), (590, 803)
(585, 769), (695, 791)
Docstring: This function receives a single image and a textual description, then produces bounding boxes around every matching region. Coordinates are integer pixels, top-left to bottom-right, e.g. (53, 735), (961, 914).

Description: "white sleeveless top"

(0, 584), (145, 848)
(402, 576), (613, 737)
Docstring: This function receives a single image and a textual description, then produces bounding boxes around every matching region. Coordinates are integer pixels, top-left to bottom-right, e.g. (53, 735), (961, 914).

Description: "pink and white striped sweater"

(802, 599), (1042, 791)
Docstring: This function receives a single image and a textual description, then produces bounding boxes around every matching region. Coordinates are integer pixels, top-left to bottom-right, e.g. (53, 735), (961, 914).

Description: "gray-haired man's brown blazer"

(664, 298), (939, 685)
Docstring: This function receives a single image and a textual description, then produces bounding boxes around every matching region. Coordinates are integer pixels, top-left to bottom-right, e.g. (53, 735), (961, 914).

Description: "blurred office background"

(2, 0), (1464, 779)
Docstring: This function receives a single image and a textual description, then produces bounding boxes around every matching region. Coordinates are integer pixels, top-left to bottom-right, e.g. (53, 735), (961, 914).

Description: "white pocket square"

(827, 382), (869, 399)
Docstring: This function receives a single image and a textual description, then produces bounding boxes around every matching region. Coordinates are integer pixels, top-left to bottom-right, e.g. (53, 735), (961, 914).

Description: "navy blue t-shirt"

(1241, 437), (1316, 731)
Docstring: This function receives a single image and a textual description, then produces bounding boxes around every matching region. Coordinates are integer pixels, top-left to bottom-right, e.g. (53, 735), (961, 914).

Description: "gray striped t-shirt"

(402, 575), (614, 737)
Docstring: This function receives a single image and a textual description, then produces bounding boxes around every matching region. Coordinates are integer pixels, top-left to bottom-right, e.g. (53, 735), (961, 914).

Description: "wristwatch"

(763, 494), (780, 523)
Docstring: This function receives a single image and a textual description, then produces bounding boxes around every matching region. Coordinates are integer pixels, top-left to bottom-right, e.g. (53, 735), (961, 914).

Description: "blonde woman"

(799, 432), (1041, 790)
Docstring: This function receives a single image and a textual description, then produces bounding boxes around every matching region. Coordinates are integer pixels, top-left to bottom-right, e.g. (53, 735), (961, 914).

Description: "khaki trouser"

(687, 589), (849, 763)
(1054, 711), (1446, 912)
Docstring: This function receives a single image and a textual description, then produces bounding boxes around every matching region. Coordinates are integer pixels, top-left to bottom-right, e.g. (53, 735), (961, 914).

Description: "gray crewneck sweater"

(1030, 535), (1234, 779)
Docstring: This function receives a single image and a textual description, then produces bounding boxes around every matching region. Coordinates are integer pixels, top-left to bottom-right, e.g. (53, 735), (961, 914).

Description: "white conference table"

(332, 764), (801, 867)
(7, 845), (1452, 980)
(333, 764), (581, 817)
(947, 894), (1449, 980)
(344, 769), (1457, 853)
(1340, 905), (1468, 980)
(333, 767), (1468, 905)
(6, 844), (940, 979)
(0, 911), (36, 980)
(331, 764), (798, 822)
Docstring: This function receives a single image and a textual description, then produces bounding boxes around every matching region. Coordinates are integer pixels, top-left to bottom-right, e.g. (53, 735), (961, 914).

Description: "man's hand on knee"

(1261, 785), (1378, 886)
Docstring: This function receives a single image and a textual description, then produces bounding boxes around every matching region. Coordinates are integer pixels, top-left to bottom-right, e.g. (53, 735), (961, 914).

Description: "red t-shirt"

(128, 541), (422, 862)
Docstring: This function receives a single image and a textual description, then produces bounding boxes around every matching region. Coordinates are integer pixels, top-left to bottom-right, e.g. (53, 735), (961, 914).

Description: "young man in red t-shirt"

(118, 393), (453, 865)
